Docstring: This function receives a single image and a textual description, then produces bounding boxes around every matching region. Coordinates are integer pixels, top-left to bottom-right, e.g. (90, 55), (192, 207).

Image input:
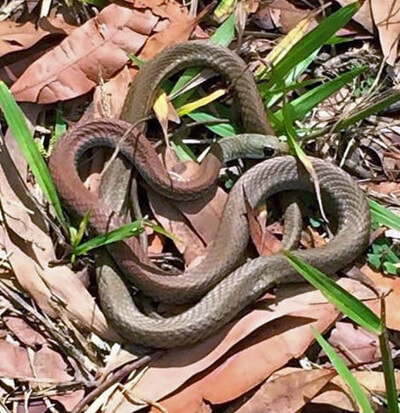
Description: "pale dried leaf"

(371, 0), (400, 65)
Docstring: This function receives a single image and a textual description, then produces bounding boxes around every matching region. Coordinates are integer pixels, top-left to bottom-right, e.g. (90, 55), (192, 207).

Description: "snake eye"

(263, 146), (275, 157)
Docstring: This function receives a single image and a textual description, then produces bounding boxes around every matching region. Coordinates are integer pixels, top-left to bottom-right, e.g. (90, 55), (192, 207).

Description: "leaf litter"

(1, 0), (400, 412)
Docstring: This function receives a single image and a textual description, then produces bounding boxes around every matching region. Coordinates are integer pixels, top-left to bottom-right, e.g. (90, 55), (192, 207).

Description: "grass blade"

(186, 111), (238, 137)
(0, 82), (67, 230)
(379, 298), (400, 413)
(74, 219), (179, 256)
(369, 199), (400, 231)
(272, 66), (366, 129)
(312, 327), (375, 413)
(284, 251), (383, 335)
(74, 220), (145, 256)
(266, 2), (360, 88)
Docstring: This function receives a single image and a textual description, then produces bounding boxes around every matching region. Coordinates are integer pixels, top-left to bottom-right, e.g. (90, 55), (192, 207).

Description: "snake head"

(243, 134), (289, 159)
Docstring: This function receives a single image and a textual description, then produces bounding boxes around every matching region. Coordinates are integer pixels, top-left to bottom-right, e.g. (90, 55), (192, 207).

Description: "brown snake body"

(49, 41), (371, 347)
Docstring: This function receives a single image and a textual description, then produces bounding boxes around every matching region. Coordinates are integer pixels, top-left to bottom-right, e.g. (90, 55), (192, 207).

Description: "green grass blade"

(284, 251), (383, 335)
(74, 220), (145, 255)
(305, 90), (400, 141)
(266, 2), (360, 88)
(210, 12), (236, 46)
(187, 111), (238, 137)
(273, 66), (366, 127)
(379, 299), (400, 413)
(339, 89), (400, 130)
(0, 82), (67, 230)
(312, 327), (375, 413)
(74, 219), (179, 256)
(369, 199), (400, 231)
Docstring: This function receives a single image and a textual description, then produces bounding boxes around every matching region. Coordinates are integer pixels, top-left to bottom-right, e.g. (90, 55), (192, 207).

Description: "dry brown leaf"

(11, 4), (158, 103)
(138, 17), (196, 60)
(92, 66), (134, 119)
(0, 46), (51, 87)
(362, 265), (400, 331)
(104, 279), (376, 412)
(148, 188), (208, 265)
(0, 111), (118, 341)
(230, 367), (336, 413)
(312, 371), (400, 411)
(365, 181), (400, 197)
(253, 0), (312, 33)
(4, 316), (47, 348)
(149, 147), (228, 264)
(328, 322), (381, 365)
(371, 0), (400, 65)
(311, 384), (357, 411)
(247, 201), (281, 255)
(0, 17), (75, 58)
(337, 0), (374, 33)
(0, 340), (33, 378)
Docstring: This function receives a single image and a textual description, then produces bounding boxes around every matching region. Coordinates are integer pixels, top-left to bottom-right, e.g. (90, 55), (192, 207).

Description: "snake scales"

(49, 41), (371, 348)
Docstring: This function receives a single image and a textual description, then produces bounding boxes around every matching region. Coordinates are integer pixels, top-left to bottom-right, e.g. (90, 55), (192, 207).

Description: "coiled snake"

(49, 41), (370, 348)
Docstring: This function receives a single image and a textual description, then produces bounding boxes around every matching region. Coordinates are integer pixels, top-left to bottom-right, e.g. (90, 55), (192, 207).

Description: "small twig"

(70, 351), (164, 413)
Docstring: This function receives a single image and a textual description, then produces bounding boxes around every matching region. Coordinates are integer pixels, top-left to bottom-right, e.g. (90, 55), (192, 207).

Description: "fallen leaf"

(328, 321), (381, 365)
(0, 44), (55, 87)
(104, 279), (376, 412)
(4, 316), (47, 348)
(253, 0), (312, 33)
(247, 201), (282, 255)
(11, 4), (158, 103)
(33, 344), (72, 383)
(312, 371), (400, 411)
(0, 340), (33, 378)
(371, 0), (400, 65)
(0, 17), (74, 58)
(228, 367), (336, 413)
(337, 0), (374, 33)
(362, 264), (400, 331)
(92, 66), (134, 119)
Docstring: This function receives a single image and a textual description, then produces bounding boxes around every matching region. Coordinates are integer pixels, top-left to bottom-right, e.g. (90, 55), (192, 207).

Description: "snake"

(49, 41), (371, 347)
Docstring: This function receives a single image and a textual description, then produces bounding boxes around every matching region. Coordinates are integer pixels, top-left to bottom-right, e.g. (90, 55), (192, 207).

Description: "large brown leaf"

(11, 4), (158, 103)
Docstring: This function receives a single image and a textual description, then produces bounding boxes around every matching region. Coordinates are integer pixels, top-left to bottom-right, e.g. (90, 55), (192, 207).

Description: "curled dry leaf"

(0, 111), (118, 341)
(0, 17), (75, 58)
(104, 279), (376, 412)
(228, 367), (336, 413)
(11, 4), (158, 103)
